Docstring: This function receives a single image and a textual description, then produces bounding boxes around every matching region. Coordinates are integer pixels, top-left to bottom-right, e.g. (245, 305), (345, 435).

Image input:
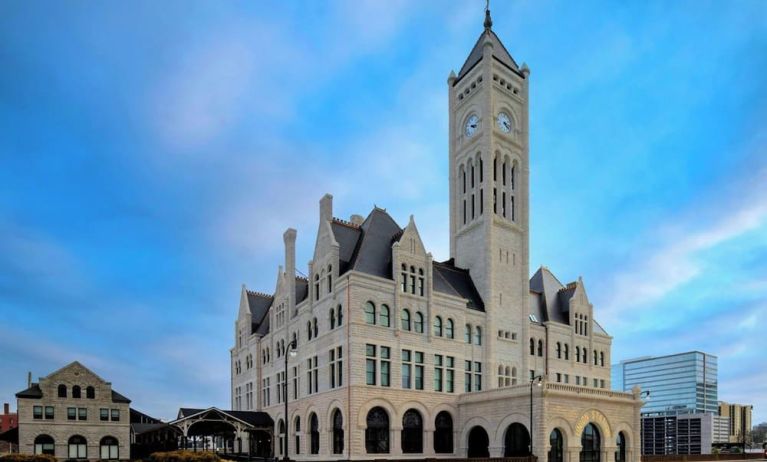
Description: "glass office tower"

(612, 351), (718, 415)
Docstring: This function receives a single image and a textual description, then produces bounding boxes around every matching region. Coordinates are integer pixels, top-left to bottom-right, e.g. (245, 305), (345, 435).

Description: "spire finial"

(484, 0), (492, 30)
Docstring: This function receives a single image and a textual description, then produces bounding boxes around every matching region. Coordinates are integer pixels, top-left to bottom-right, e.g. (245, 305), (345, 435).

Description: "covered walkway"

(171, 408), (273, 457)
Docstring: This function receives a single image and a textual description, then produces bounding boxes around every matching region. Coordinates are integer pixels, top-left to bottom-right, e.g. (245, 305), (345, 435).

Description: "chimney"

(320, 194), (333, 223)
(283, 228), (297, 278)
(3, 403), (8, 415)
(27, 372), (31, 388)
(350, 214), (364, 226)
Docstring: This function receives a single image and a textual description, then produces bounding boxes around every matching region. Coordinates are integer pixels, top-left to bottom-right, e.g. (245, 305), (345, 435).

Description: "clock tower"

(448, 8), (531, 382)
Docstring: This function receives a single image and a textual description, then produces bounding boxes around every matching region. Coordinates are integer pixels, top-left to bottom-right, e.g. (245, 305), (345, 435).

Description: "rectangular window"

(556, 373), (562, 383)
(381, 346), (391, 387)
(78, 407), (87, 421)
(593, 378), (598, 388)
(576, 376), (581, 385)
(100, 408), (109, 421)
(44, 406), (54, 420)
(474, 362), (482, 391)
(366, 344), (376, 385)
(600, 379), (605, 389)
(402, 349), (412, 389)
(415, 352), (424, 390)
(330, 349), (336, 388)
(68, 407), (77, 421)
(292, 366), (299, 400)
(465, 361), (472, 392)
(434, 354), (443, 392)
(530, 369), (535, 380)
(111, 409), (120, 422)
(564, 374), (569, 384)
(446, 356), (455, 393)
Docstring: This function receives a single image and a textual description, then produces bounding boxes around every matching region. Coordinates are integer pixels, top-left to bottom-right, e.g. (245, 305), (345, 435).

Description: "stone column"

(489, 444), (504, 457)
(567, 447), (580, 462)
(424, 429), (434, 456)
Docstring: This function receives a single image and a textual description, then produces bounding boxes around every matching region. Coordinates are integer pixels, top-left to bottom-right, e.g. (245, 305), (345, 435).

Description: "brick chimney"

(3, 403), (8, 415)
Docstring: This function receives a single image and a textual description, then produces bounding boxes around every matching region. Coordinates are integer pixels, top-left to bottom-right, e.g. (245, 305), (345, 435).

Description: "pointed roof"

(455, 9), (522, 84)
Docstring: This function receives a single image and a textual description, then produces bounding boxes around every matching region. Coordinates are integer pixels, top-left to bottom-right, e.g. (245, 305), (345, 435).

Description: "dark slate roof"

(178, 408), (273, 427)
(295, 277), (308, 304)
(15, 384), (42, 399)
(455, 26), (521, 84)
(330, 220), (362, 274)
(433, 260), (484, 311)
(528, 267), (609, 335)
(246, 291), (273, 335)
(111, 390), (131, 404)
(345, 207), (402, 279)
(131, 423), (178, 436)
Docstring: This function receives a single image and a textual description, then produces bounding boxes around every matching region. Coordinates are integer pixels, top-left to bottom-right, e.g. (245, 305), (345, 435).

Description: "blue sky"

(1, 1), (766, 423)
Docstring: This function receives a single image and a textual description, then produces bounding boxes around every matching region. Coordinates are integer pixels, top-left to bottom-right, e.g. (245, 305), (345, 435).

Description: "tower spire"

(484, 0), (493, 30)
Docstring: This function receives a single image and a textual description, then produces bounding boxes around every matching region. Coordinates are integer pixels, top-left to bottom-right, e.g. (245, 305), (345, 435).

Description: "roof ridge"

(433, 260), (469, 273)
(332, 217), (360, 229)
(246, 289), (273, 299)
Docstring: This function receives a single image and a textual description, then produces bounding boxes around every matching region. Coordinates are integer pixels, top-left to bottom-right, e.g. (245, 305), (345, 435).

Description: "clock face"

(497, 112), (512, 133)
(465, 114), (479, 137)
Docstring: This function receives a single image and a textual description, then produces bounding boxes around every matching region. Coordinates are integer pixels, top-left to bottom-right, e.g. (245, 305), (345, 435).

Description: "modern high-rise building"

(718, 401), (753, 445)
(612, 351), (718, 416)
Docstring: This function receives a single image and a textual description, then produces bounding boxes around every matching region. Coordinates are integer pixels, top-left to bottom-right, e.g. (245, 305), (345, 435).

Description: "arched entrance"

(365, 407), (389, 454)
(250, 430), (271, 458)
(580, 423), (601, 462)
(615, 432), (626, 462)
(434, 411), (454, 454)
(467, 426), (489, 458)
(549, 429), (564, 462)
(504, 423), (531, 457)
(401, 409), (423, 453)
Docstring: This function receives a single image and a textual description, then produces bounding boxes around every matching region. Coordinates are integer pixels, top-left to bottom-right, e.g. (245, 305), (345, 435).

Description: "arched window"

(401, 309), (411, 331)
(504, 423), (531, 457)
(294, 416), (301, 454)
(512, 367), (517, 385)
(576, 346), (581, 363)
(327, 265), (333, 293)
(314, 274), (320, 300)
(529, 338), (535, 355)
(594, 350), (598, 365)
(549, 429), (564, 462)
(474, 326), (482, 345)
(615, 432), (626, 462)
(600, 352), (605, 367)
(505, 366), (511, 386)
(538, 339), (544, 356)
(307, 321), (312, 340)
(330, 308), (336, 329)
(313, 317), (318, 338)
(365, 407), (389, 454)
(57, 384), (67, 398)
(401, 409), (423, 453)
(34, 435), (55, 455)
(278, 419), (285, 456)
(310, 412), (320, 454)
(332, 409), (344, 454)
(465, 324), (472, 343)
(434, 316), (443, 336)
(580, 423), (601, 462)
(564, 344), (569, 360)
(337, 304), (343, 326)
(364, 301), (376, 325)
(556, 342), (562, 359)
(434, 411), (453, 454)
(446, 319), (454, 339)
(86, 386), (95, 399)
(414, 312), (424, 333)
(100, 436), (119, 460)
(72, 386), (81, 399)
(292, 332), (297, 348)
(380, 304), (390, 327)
(68, 435), (87, 459)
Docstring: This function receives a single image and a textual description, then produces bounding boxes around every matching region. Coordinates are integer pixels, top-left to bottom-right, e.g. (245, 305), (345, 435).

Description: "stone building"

(231, 8), (642, 462)
(16, 361), (131, 461)
(718, 402), (753, 445)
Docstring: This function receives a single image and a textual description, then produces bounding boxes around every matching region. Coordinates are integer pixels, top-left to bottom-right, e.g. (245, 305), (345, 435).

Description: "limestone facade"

(231, 8), (641, 462)
(16, 362), (131, 461)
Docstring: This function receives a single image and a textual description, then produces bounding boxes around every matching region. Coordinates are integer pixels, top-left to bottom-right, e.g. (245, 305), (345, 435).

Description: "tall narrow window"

(401, 409), (423, 453)
(380, 346), (391, 387)
(58, 384), (67, 398)
(72, 386), (81, 399)
(538, 339), (544, 357)
(414, 312), (424, 334)
(434, 316), (443, 337)
(401, 309), (411, 331)
(474, 326), (482, 345)
(402, 349), (412, 389)
(465, 324), (472, 343)
(380, 304), (391, 327)
(365, 407), (389, 454)
(529, 338), (535, 355)
(332, 409), (344, 454)
(446, 319), (454, 339)
(366, 344), (377, 385)
(310, 413), (319, 454)
(364, 302), (376, 325)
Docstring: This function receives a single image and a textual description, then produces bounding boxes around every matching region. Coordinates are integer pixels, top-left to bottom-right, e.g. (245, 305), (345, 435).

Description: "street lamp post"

(283, 339), (297, 462)
(530, 375), (543, 459)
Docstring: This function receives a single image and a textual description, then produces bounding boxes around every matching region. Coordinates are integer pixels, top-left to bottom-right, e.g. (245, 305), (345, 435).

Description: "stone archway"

(468, 426), (490, 458)
(504, 422), (531, 457)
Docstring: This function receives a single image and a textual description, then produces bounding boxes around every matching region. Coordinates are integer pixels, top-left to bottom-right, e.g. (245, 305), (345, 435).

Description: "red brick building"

(0, 402), (19, 453)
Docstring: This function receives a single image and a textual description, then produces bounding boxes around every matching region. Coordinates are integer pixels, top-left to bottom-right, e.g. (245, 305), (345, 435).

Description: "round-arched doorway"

(549, 429), (564, 462)
(580, 423), (601, 462)
(615, 432), (626, 462)
(467, 426), (489, 458)
(504, 423), (531, 457)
